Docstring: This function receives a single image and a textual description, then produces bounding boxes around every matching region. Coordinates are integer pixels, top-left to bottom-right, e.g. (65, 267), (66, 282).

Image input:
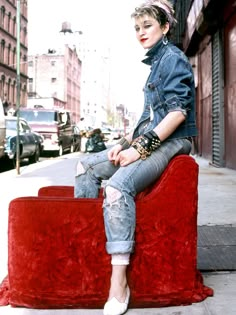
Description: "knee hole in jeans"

(76, 162), (86, 176)
(105, 186), (122, 204)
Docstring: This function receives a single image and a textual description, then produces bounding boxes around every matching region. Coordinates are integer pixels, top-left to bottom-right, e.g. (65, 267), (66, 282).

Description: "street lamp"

(16, 0), (21, 175)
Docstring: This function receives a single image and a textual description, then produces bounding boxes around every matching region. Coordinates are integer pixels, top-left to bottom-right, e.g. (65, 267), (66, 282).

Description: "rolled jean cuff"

(106, 241), (135, 255)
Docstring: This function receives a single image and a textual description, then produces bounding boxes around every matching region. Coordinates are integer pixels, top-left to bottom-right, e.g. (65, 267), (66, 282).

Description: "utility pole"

(16, 0), (21, 174)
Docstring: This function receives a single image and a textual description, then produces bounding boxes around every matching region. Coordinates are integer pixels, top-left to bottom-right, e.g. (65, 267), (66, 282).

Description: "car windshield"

(19, 110), (57, 123)
(6, 119), (16, 130)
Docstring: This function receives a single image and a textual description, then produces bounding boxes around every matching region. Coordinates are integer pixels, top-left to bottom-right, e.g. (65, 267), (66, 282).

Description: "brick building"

(27, 46), (82, 123)
(0, 0), (28, 112)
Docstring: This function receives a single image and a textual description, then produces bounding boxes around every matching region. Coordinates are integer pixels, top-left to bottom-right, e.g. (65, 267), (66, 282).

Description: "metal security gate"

(211, 30), (224, 167)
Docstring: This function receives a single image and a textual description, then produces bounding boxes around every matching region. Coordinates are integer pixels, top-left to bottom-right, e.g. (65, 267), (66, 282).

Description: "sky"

(27, 0), (149, 112)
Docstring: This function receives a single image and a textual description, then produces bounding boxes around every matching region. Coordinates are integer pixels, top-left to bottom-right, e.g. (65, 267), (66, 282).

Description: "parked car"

(4, 116), (42, 164)
(34, 131), (44, 155)
(0, 99), (6, 159)
(16, 108), (74, 156)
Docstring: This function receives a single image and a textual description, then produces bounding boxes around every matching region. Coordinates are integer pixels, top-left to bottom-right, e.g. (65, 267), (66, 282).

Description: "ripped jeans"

(74, 138), (192, 255)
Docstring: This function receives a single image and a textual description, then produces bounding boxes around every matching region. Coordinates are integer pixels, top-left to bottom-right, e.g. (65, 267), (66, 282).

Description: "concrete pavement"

(0, 152), (236, 315)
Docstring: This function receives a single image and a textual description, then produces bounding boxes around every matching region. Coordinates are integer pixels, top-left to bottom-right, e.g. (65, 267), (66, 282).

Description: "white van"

(0, 99), (6, 159)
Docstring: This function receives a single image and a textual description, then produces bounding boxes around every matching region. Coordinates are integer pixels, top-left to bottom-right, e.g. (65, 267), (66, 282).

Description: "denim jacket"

(133, 40), (198, 140)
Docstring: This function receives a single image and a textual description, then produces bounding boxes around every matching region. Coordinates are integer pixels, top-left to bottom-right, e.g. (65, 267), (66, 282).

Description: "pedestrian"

(85, 128), (107, 152)
(74, 1), (197, 314)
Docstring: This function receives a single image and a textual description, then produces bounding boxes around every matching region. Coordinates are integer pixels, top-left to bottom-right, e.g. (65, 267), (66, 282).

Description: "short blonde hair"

(131, 0), (177, 31)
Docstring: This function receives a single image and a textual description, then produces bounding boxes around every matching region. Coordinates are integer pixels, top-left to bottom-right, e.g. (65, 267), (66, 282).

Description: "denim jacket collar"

(142, 40), (167, 66)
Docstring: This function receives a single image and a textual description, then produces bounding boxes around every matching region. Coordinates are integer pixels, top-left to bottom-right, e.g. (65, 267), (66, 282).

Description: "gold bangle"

(132, 141), (151, 160)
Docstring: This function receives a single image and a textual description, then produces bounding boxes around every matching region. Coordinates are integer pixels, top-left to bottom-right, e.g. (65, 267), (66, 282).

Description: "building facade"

(173, 0), (236, 170)
(0, 0), (28, 113)
(28, 45), (82, 123)
(75, 35), (111, 128)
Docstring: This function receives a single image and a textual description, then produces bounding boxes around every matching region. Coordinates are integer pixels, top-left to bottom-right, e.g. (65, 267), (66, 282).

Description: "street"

(0, 151), (74, 173)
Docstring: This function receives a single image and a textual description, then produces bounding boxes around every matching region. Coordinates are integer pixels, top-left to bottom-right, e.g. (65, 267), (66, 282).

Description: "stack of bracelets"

(118, 130), (161, 160)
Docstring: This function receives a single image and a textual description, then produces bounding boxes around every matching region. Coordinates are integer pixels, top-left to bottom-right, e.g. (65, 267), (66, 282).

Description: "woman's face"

(134, 14), (169, 49)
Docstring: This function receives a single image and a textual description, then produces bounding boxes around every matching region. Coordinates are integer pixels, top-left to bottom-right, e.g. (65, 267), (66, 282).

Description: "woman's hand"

(113, 147), (140, 167)
(107, 144), (123, 163)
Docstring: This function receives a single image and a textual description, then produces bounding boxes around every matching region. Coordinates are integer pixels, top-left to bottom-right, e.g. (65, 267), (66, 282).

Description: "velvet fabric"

(38, 185), (104, 199)
(0, 155), (213, 309)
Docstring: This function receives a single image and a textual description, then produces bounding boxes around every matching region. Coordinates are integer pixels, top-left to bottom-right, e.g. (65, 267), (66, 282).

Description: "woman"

(75, 1), (197, 314)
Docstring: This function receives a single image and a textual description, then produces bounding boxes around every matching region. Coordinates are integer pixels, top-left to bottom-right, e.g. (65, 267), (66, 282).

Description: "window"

(0, 6), (6, 28)
(7, 44), (11, 65)
(51, 60), (56, 66)
(7, 12), (11, 33)
(51, 78), (57, 83)
(28, 78), (33, 93)
(0, 39), (5, 63)
(23, 26), (27, 46)
(21, 120), (31, 133)
(12, 16), (16, 37)
(12, 47), (16, 68)
(19, 110), (57, 123)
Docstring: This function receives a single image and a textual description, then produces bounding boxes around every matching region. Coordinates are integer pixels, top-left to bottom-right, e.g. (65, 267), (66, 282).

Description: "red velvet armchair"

(0, 155), (213, 309)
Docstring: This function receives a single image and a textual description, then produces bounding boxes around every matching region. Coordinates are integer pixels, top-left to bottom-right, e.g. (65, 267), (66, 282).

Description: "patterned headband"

(146, 0), (176, 27)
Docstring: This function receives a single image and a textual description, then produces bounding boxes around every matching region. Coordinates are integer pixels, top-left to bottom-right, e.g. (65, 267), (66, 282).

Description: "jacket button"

(147, 83), (154, 90)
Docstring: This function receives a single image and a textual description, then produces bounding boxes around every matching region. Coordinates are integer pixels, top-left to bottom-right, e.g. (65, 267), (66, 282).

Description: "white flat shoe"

(103, 286), (130, 315)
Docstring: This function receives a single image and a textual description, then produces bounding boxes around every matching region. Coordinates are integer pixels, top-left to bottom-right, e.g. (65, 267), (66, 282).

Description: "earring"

(162, 34), (168, 45)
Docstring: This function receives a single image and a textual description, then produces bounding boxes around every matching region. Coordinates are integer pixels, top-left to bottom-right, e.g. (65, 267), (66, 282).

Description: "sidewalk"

(0, 153), (236, 315)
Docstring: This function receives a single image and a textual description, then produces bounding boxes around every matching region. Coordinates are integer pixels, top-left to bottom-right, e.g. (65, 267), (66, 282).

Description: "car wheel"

(70, 142), (75, 153)
(58, 145), (63, 156)
(29, 145), (40, 164)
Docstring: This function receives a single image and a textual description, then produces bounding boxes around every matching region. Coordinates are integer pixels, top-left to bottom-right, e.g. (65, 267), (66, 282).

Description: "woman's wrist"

(117, 137), (130, 150)
(131, 130), (161, 160)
